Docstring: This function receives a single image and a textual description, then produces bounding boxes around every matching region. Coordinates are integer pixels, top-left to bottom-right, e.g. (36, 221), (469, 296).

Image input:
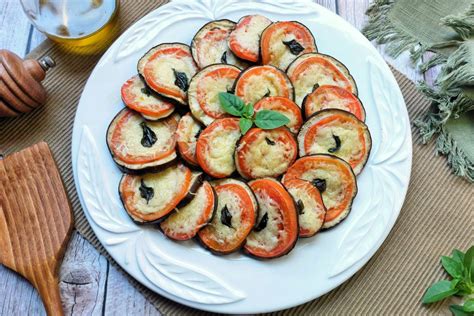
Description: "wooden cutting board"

(0, 142), (74, 316)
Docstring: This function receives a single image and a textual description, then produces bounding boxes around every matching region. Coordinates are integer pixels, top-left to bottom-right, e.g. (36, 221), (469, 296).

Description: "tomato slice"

(188, 64), (241, 126)
(107, 108), (179, 165)
(160, 181), (217, 240)
(198, 179), (258, 254)
(245, 178), (299, 259)
(235, 127), (298, 179)
(282, 155), (357, 229)
(119, 163), (192, 223)
(195, 118), (241, 178)
(298, 109), (371, 175)
(176, 113), (203, 167)
(121, 75), (175, 120)
(254, 96), (303, 133)
(287, 53), (357, 106)
(234, 65), (294, 105)
(143, 44), (198, 105)
(229, 15), (272, 62)
(283, 179), (326, 237)
(260, 21), (317, 70)
(303, 85), (365, 121)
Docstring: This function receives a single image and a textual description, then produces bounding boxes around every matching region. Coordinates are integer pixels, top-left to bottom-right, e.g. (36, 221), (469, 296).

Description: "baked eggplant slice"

(196, 118), (241, 178)
(160, 181), (217, 240)
(188, 64), (241, 126)
(282, 154), (358, 229)
(287, 53), (358, 106)
(191, 20), (249, 69)
(244, 178), (299, 259)
(303, 85), (366, 121)
(283, 179), (326, 238)
(298, 109), (372, 175)
(106, 108), (180, 173)
(260, 21), (317, 70)
(176, 113), (204, 167)
(121, 75), (175, 121)
(235, 127), (298, 180)
(234, 65), (294, 105)
(254, 96), (303, 134)
(140, 43), (199, 105)
(119, 163), (202, 224)
(228, 15), (272, 62)
(198, 179), (258, 254)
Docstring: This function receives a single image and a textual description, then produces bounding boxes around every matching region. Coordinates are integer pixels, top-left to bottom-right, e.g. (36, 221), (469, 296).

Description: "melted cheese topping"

(232, 15), (272, 54)
(116, 113), (177, 157)
(205, 189), (245, 244)
(203, 125), (241, 176)
(307, 122), (363, 163)
(287, 185), (324, 233)
(291, 59), (352, 106)
(133, 166), (187, 214)
(198, 74), (235, 116)
(238, 70), (289, 104)
(246, 191), (285, 251)
(161, 184), (210, 233)
(146, 53), (196, 89)
(307, 91), (354, 114)
(267, 28), (303, 70)
(176, 115), (201, 157)
(298, 166), (347, 211)
(240, 130), (296, 178)
(127, 76), (164, 108)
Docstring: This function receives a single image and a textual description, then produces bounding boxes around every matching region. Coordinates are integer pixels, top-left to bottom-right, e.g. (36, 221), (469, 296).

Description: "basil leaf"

(221, 205), (233, 228)
(139, 179), (154, 204)
(254, 110), (290, 129)
(140, 122), (157, 148)
(441, 256), (464, 279)
(452, 249), (465, 263)
(240, 118), (253, 135)
(463, 246), (474, 282)
(255, 213), (269, 232)
(219, 92), (245, 116)
(173, 69), (189, 92)
(463, 300), (474, 313)
(282, 39), (305, 55)
(242, 103), (254, 119)
(422, 280), (459, 304)
(450, 305), (471, 316)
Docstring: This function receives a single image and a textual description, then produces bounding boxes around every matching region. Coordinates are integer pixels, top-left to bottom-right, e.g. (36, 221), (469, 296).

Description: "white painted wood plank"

(314, 0), (337, 12)
(337, 0), (424, 83)
(104, 265), (161, 315)
(59, 232), (108, 316)
(0, 0), (31, 57)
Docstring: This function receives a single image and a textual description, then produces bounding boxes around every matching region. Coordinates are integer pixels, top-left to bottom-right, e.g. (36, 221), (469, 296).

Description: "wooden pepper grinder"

(0, 49), (55, 117)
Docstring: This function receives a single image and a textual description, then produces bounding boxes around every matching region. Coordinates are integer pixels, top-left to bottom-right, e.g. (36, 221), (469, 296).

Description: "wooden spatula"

(0, 142), (74, 316)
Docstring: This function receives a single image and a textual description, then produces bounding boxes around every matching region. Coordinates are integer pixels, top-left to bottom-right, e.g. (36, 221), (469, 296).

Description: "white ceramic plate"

(72, 0), (412, 313)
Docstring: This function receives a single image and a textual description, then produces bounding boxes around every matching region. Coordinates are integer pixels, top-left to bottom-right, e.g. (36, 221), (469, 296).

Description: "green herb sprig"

(422, 246), (474, 315)
(218, 92), (290, 134)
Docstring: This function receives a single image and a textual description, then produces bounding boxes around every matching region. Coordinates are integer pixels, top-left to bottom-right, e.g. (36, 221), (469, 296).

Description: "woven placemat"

(1, 1), (472, 315)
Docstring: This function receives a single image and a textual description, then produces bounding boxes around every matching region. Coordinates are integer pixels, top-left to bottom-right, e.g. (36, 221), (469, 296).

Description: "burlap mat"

(1, 1), (472, 315)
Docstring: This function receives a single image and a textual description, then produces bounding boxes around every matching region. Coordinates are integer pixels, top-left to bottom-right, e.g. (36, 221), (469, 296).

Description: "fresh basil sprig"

(422, 246), (474, 315)
(218, 92), (290, 134)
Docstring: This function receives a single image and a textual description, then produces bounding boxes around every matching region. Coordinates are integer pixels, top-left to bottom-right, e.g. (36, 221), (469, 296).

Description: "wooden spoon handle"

(32, 270), (64, 316)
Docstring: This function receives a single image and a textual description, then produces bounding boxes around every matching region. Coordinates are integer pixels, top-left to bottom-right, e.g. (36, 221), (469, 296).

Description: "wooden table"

(0, 0), (439, 314)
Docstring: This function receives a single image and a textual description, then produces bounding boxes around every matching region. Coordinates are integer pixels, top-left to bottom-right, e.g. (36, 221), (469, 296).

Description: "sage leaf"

(441, 256), (464, 279)
(422, 280), (459, 304)
(240, 118), (253, 135)
(219, 92), (245, 116)
(255, 110), (290, 129)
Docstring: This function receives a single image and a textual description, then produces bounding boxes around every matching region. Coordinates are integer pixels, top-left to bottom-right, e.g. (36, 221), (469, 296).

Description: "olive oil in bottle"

(20, 0), (119, 50)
